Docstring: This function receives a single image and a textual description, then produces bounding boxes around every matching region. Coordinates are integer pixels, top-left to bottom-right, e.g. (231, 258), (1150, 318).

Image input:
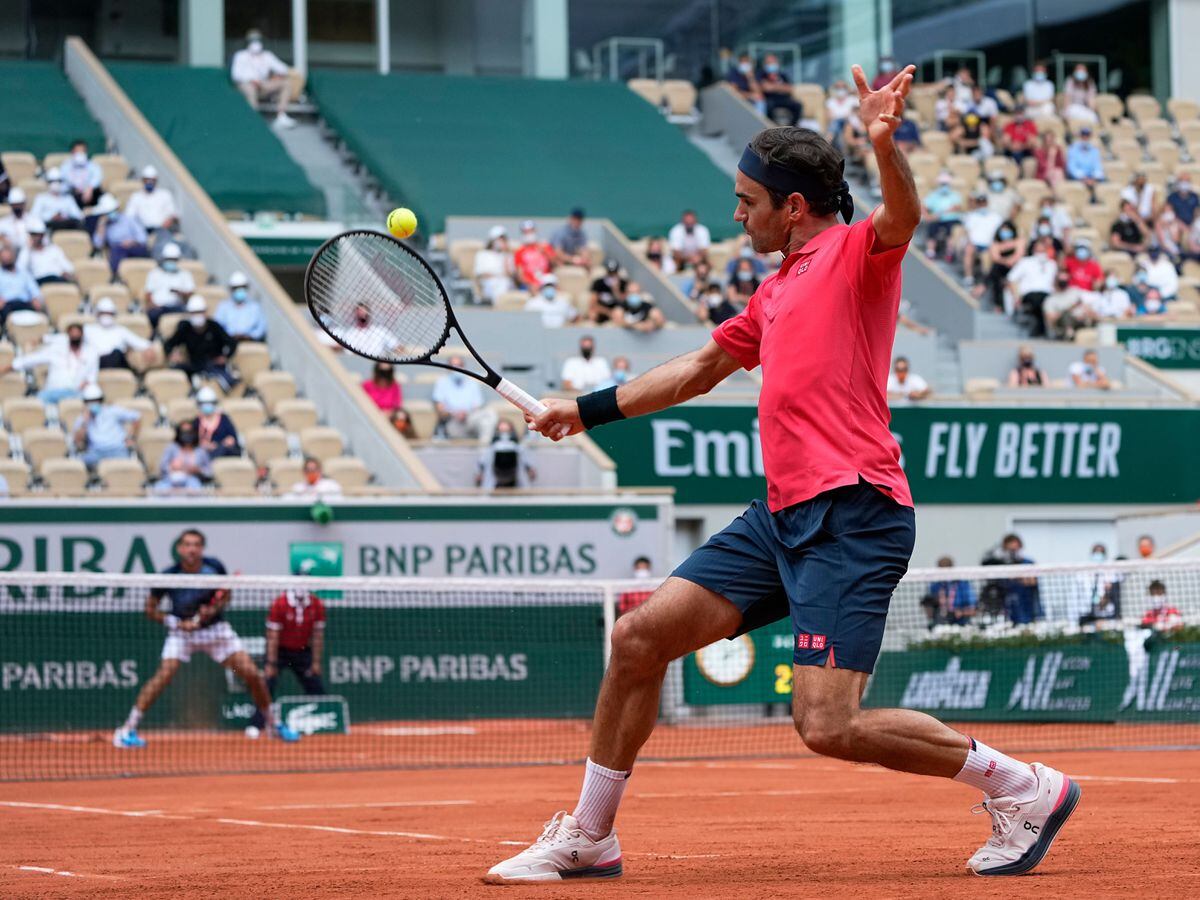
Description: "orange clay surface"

(2, 748), (1198, 899)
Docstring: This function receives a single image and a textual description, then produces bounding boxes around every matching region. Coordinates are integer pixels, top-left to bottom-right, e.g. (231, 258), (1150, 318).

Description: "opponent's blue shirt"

(153, 556), (228, 622)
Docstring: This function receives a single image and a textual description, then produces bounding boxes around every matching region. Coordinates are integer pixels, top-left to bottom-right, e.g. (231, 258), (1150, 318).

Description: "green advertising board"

(1118, 327), (1200, 369)
(592, 405), (1200, 505)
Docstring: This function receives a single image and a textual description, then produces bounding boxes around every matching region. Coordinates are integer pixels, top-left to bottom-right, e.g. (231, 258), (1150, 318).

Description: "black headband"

(738, 145), (854, 223)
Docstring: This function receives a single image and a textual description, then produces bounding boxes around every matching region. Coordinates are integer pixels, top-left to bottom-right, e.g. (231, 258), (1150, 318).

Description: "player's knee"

(609, 615), (667, 677)
(794, 709), (852, 759)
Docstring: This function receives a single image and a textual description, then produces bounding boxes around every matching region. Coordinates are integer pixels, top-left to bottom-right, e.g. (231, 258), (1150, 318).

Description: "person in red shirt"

(1001, 106), (1039, 165)
(1065, 240), (1103, 290)
(488, 66), (1079, 885)
(512, 220), (555, 291)
(1140, 580), (1181, 630)
(265, 589), (327, 695)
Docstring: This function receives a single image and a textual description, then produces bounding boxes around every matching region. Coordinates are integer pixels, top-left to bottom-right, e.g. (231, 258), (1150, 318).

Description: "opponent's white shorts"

(162, 621), (244, 664)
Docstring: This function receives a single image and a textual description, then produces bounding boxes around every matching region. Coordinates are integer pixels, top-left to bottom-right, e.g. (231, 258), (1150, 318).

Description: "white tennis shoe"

(483, 811), (622, 884)
(968, 762), (1081, 876)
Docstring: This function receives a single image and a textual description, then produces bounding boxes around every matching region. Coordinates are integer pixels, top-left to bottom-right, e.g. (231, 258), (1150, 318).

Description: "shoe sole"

(481, 859), (622, 884)
(975, 778), (1082, 876)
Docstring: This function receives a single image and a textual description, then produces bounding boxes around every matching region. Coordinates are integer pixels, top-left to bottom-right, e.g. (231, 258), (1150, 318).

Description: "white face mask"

(98, 314), (115, 327)
(738, 61), (752, 74)
(189, 314), (206, 328)
(249, 40), (263, 53)
(50, 181), (66, 194)
(1105, 276), (1119, 289)
(72, 151), (87, 164)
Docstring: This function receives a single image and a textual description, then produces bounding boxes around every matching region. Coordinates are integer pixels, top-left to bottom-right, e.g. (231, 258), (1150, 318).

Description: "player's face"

(733, 171), (790, 254)
(177, 535), (204, 567)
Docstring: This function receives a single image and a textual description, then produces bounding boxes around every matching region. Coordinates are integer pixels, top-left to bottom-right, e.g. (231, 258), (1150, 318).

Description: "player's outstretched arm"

(529, 339), (741, 441)
(852, 63), (921, 247)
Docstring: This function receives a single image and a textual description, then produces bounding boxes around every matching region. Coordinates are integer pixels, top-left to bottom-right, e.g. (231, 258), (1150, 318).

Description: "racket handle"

(495, 378), (571, 439)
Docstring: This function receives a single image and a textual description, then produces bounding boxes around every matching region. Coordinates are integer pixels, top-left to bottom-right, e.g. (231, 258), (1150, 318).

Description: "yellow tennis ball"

(387, 207), (417, 239)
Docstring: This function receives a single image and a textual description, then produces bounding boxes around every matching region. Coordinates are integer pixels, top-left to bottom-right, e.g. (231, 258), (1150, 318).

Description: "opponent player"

(113, 529), (300, 747)
(486, 64), (1079, 882)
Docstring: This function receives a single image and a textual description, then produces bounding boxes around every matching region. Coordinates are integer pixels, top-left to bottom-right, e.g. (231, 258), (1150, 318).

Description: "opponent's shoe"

(483, 812), (622, 884)
(244, 725), (262, 740)
(272, 722), (300, 743)
(968, 762), (1081, 876)
(112, 727), (146, 749)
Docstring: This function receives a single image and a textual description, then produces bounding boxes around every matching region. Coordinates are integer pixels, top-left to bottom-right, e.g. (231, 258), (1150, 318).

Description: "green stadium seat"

(0, 62), (106, 160)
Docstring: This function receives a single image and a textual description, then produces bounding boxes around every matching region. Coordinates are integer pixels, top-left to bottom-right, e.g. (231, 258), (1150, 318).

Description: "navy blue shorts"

(672, 480), (915, 673)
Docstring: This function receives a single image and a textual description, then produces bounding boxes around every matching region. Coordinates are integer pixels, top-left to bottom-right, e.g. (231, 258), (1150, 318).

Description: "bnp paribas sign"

(591, 405), (1200, 505)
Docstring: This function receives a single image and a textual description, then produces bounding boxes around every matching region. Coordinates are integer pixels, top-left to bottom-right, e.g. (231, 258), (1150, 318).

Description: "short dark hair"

(1148, 579), (1166, 594)
(634, 556), (651, 567)
(1002, 532), (1022, 546)
(177, 528), (205, 546)
(748, 127), (845, 215)
(303, 455), (321, 469)
(894, 356), (909, 366)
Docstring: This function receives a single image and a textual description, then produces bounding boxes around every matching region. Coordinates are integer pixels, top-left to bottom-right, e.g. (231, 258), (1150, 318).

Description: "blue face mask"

(765, 63), (779, 74)
(107, 212), (120, 222)
(232, 288), (248, 303)
(998, 228), (1014, 240)
(162, 260), (178, 272)
(613, 370), (629, 384)
(144, 181), (156, 193)
(87, 402), (103, 415)
(199, 403), (216, 415)
(626, 293), (643, 307)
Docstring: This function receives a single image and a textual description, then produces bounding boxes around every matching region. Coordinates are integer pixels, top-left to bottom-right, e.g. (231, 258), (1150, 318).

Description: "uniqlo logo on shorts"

(812, 634), (827, 650)
(796, 633), (811, 649)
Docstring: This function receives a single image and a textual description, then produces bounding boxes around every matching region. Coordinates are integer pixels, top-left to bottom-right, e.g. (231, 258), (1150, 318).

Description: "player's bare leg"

(114, 659), (180, 748)
(224, 650), (299, 742)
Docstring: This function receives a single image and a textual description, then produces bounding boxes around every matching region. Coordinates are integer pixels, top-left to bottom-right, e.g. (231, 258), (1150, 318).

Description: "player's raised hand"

(526, 398), (584, 442)
(852, 63), (915, 148)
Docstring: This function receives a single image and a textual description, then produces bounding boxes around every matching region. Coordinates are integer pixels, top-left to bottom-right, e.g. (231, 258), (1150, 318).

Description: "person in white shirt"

(142, 242), (194, 330)
(524, 273), (576, 328)
(1138, 247), (1178, 299)
(63, 141), (103, 206)
(17, 219), (74, 283)
(1036, 194), (1073, 243)
(959, 192), (1001, 286)
(1021, 63), (1056, 118)
(473, 226), (516, 303)
(1005, 238), (1059, 325)
(560, 335), (611, 392)
(667, 210), (711, 271)
(432, 356), (497, 441)
(1120, 172), (1157, 222)
(287, 456), (344, 500)
(1086, 273), (1134, 319)
(229, 29), (296, 129)
(86, 296), (152, 369)
(886, 356), (931, 401)
(824, 80), (859, 151)
(124, 165), (179, 248)
(30, 169), (84, 230)
(1, 322), (98, 403)
(342, 303), (397, 358)
(0, 187), (32, 251)
(1068, 349), (1111, 390)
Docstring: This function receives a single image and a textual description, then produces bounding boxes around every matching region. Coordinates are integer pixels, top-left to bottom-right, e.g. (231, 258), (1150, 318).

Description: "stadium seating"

(0, 62), (106, 158)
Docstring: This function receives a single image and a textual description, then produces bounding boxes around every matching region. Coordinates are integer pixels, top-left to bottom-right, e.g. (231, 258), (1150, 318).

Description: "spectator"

(682, 259), (714, 302)
(886, 356), (931, 401)
(1087, 272), (1135, 320)
(72, 383), (140, 470)
(124, 165), (179, 248)
(1065, 240), (1103, 291)
(965, 85), (999, 124)
(432, 356), (497, 441)
(560, 335), (611, 392)
(667, 210), (711, 271)
(86, 297), (152, 369)
(644, 236), (675, 274)
(143, 242), (194, 331)
(163, 295), (237, 392)
(550, 208), (589, 267)
(193, 386), (240, 458)
(30, 169), (84, 230)
(1121, 171), (1157, 222)
(892, 110), (922, 154)
(1140, 581), (1181, 631)
(512, 220), (555, 291)
(214, 271), (267, 342)
(1135, 286), (1167, 318)
(986, 175), (1019, 222)
(621, 282), (665, 333)
(1139, 246), (1179, 300)
(728, 257), (761, 300)
(870, 56), (898, 91)
(0, 188), (32, 255)
(1165, 174), (1199, 245)
(985, 219), (1024, 311)
(697, 280), (739, 325)
(725, 52), (766, 116)
(950, 107), (987, 157)
(1109, 201), (1148, 255)
(1026, 215), (1063, 257)
(1021, 62), (1056, 117)
(155, 420), (212, 493)
(247, 582), (329, 737)
(2, 322), (96, 403)
(361, 361), (402, 414)
(756, 54), (801, 125)
(1038, 194), (1074, 244)
(949, 66), (976, 110)
(922, 556), (977, 627)
(982, 533), (1042, 625)
(1154, 206), (1183, 260)
(1007, 345), (1048, 387)
(62, 140), (103, 207)
(1068, 348), (1112, 390)
(473, 226), (516, 304)
(1001, 106), (1038, 165)
(1137, 534), (1156, 558)
(1006, 237), (1057, 332)
(1065, 128), (1105, 193)
(390, 407), (418, 440)
(1034, 131), (1067, 189)
(343, 303), (396, 358)
(230, 29), (296, 129)
(476, 419), (536, 490)
(287, 456), (343, 500)
(1063, 64), (1098, 123)
(0, 471), (7, 497)
(1075, 543), (1121, 625)
(934, 85), (956, 130)
(960, 191), (1001, 286)
(606, 355), (634, 387)
(824, 80), (859, 151)
(921, 172), (963, 260)
(17, 219), (74, 284)
(1043, 271), (1092, 340)
(92, 193), (149, 275)
(524, 272), (577, 328)
(725, 240), (768, 279)
(588, 258), (627, 324)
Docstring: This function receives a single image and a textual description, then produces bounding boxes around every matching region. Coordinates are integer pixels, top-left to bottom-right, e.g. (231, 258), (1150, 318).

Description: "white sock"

(953, 738), (1038, 800)
(123, 707), (142, 731)
(572, 758), (630, 839)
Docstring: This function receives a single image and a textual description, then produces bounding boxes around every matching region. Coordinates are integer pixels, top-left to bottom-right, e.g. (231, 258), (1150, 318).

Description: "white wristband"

(165, 614), (180, 630)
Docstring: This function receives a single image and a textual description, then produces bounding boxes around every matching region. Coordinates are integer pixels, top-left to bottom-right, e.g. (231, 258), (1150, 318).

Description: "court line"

(255, 800), (475, 811)
(215, 817), (463, 841)
(0, 801), (186, 818)
(9, 864), (121, 881)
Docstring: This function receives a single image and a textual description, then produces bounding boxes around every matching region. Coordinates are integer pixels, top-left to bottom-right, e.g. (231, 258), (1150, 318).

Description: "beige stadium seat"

(1168, 97), (1198, 122)
(94, 154), (130, 187)
(117, 313), (152, 341)
(117, 258), (156, 298)
(4, 397), (45, 435)
(555, 265), (590, 301)
(41, 283), (82, 327)
(17, 178), (46, 204)
(1126, 94), (1161, 124)
(1032, 116), (1065, 140)
(157, 311), (186, 340)
(403, 398), (437, 440)
(42, 151), (69, 173)
(983, 156), (1019, 184)
(211, 456), (258, 496)
(96, 368), (138, 403)
(1102, 159), (1132, 189)
(792, 83), (826, 127)
(1139, 119), (1172, 145)
(1079, 205), (1114, 240)
(180, 259), (208, 286)
(920, 131), (953, 163)
(1093, 93), (1124, 124)
(964, 377), (999, 397)
(1, 151), (38, 183)
(945, 154), (980, 185)
(1109, 139), (1143, 168)
(1147, 141), (1181, 171)
(661, 79), (697, 116)
(252, 370), (296, 414)
(1056, 180), (1090, 215)
(449, 239), (483, 277)
(73, 259), (112, 296)
(58, 313), (96, 333)
(0, 458), (31, 496)
(0, 371), (26, 404)
(42, 457), (88, 495)
(96, 457), (146, 496)
(109, 179), (141, 209)
(267, 456), (302, 493)
(143, 368), (190, 407)
(51, 229), (93, 263)
(57, 396), (84, 430)
(197, 285), (228, 308)
(906, 152), (941, 185)
(0, 427), (7, 456)
(246, 426), (288, 467)
(1099, 251), (1135, 283)
(23, 427), (66, 473)
(1180, 121), (1200, 153)
(222, 397), (267, 434)
(166, 397), (198, 424)
(232, 341), (271, 384)
(137, 425), (175, 472)
(6, 312), (49, 349)
(274, 398), (319, 433)
(299, 426), (344, 462)
(494, 289), (529, 312)
(88, 282), (132, 313)
(0, 339), (12, 369)
(627, 78), (663, 107)
(1105, 118), (1138, 145)
(323, 456), (370, 492)
(1092, 182), (1124, 213)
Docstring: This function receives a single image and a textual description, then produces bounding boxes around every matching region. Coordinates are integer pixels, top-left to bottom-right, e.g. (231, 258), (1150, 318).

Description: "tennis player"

(486, 65), (1079, 882)
(112, 529), (300, 747)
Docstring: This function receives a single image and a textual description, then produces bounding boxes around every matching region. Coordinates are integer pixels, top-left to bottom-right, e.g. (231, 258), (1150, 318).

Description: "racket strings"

(307, 233), (450, 362)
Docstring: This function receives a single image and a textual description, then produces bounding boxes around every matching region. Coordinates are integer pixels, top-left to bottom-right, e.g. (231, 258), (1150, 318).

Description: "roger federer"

(487, 65), (1079, 882)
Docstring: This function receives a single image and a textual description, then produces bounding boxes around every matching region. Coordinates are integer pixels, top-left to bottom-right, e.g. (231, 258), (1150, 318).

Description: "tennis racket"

(304, 229), (552, 423)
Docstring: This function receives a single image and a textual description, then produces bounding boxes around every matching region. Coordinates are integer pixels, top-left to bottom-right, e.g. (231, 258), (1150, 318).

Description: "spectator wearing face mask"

(1034, 132), (1067, 189)
(143, 242), (194, 330)
(886, 356), (931, 401)
(621, 282), (665, 333)
(950, 107), (988, 157)
(643, 236), (675, 274)
(0, 187), (31, 251)
(1073, 543), (1121, 625)
(30, 169), (84, 231)
(1069, 349), (1111, 390)
(473, 226), (516, 303)
(981, 533), (1042, 625)
(1109, 201), (1148, 255)
(85, 297), (151, 369)
(667, 210), (711, 271)
(213, 271), (267, 342)
(73, 383), (140, 470)
(1, 323), (96, 402)
(524, 273), (577, 328)
(124, 166), (179, 249)
(1042, 271), (1092, 340)
(1063, 65), (1098, 123)
(550, 208), (589, 268)
(230, 29), (297, 129)
(617, 554), (657, 616)
(921, 172), (963, 260)
(1037, 195), (1073, 244)
(1007, 346), (1047, 387)
(390, 407), (418, 440)
(1166, 174), (1199, 242)
(1135, 286), (1167, 318)
(1025, 216), (1063, 257)
(1021, 63), (1056, 118)
(92, 193), (148, 275)
(959, 192), (1000, 286)
(948, 67), (976, 110)
(696, 281), (739, 325)
(361, 361), (402, 414)
(871, 56), (898, 91)
(725, 241), (767, 279)
(432, 356), (497, 441)
(476, 420), (535, 490)
(1138, 246), (1178, 300)
(163, 295), (238, 392)
(824, 80), (860, 152)
(1086, 271), (1134, 320)
(1137, 534), (1156, 559)
(0, 244), (45, 330)
(1065, 240), (1102, 291)
(986, 175), (1019, 221)
(1120, 172), (1157, 223)
(1141, 581), (1181, 631)
(18, 219), (74, 284)
(588, 258), (627, 325)
(63, 141), (103, 207)
(728, 257), (761, 301)
(1001, 106), (1038, 165)
(560, 336), (611, 393)
(725, 53), (766, 116)
(605, 355), (634, 388)
(287, 456), (343, 499)
(682, 260), (714, 303)
(155, 420), (212, 494)
(756, 54), (801, 125)
(985, 219), (1024, 312)
(1065, 128), (1105, 195)
(513, 220), (555, 291)
(192, 386), (240, 458)
(1005, 237), (1058, 331)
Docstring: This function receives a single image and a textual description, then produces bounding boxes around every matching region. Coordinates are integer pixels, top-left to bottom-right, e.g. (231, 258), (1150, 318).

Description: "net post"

(602, 582), (616, 670)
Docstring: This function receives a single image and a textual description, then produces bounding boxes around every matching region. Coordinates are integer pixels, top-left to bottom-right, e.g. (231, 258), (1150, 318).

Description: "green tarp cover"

(0, 61), (106, 161)
(107, 62), (325, 217)
(308, 70), (738, 238)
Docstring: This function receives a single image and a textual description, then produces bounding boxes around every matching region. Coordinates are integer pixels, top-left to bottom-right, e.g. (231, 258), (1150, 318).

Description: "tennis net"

(2, 561), (1197, 781)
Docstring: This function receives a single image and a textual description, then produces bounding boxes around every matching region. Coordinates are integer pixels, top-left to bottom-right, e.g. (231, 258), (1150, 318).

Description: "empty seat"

(448, 239), (483, 277)
(0, 371), (26, 404)
(494, 290), (530, 312)
(4, 397), (45, 435)
(246, 426), (288, 467)
(137, 425), (175, 472)
(96, 457), (146, 496)
(211, 456), (258, 496)
(274, 398), (318, 433)
(97, 368), (138, 402)
(221, 397), (266, 434)
(73, 259), (112, 296)
(0, 428), (7, 456)
(267, 456), (303, 492)
(58, 312), (96, 333)
(143, 368), (190, 407)
(197, 285), (229, 308)
(17, 178), (46, 204)
(1093, 93), (1124, 124)
(180, 259), (209, 287)
(40, 283), (83, 328)
(166, 397), (198, 424)
(0, 339), (12, 369)
(23, 427), (67, 473)
(117, 313), (153, 342)
(1147, 140), (1180, 171)
(403, 399), (437, 440)
(1126, 94), (1161, 124)
(0, 458), (31, 496)
(41, 457), (88, 496)
(627, 78), (663, 107)
(157, 311), (186, 340)
(1139, 118), (1172, 145)
(41, 151), (69, 173)
(1168, 97), (1199, 122)
(57, 397), (84, 431)
(252, 370), (296, 414)
(87, 282), (133, 313)
(232, 341), (271, 384)
(1099, 251), (1135, 283)
(323, 456), (370, 491)
(299, 426), (344, 462)
(108, 179), (141, 209)
(0, 151), (37, 184)
(6, 311), (50, 349)
(94, 153), (131, 187)
(921, 130), (953, 163)
(661, 79), (697, 116)
(117, 258), (156, 299)
(51, 229), (93, 262)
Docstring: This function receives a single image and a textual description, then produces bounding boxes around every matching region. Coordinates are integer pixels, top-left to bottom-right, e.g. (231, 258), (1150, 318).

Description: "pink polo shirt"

(712, 211), (913, 512)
